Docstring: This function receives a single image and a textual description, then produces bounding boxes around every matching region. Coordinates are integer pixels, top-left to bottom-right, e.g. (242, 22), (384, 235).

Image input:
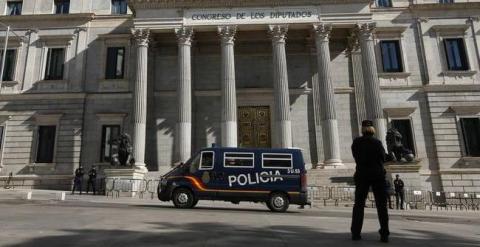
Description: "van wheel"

(172, 188), (195, 209)
(267, 192), (289, 212)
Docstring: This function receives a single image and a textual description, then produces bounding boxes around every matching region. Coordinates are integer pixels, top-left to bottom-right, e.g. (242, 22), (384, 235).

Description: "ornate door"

(238, 106), (271, 148)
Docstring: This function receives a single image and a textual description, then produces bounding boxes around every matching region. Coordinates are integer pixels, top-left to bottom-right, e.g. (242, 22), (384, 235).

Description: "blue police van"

(157, 147), (309, 212)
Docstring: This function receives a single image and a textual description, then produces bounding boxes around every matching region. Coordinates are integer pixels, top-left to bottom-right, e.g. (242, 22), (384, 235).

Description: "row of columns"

(129, 23), (386, 171)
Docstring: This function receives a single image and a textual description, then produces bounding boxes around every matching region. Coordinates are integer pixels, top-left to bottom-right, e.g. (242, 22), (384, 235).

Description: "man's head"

(361, 120), (375, 136)
(396, 174), (400, 179)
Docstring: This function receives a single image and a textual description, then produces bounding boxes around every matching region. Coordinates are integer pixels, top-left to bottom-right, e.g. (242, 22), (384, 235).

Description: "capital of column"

(313, 23), (332, 42)
(355, 23), (376, 41)
(131, 28), (150, 47)
(175, 27), (194, 46)
(218, 25), (237, 45)
(269, 24), (288, 43)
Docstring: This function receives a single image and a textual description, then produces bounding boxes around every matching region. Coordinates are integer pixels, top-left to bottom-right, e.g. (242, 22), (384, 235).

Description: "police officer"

(86, 166), (97, 195)
(351, 120), (389, 243)
(72, 165), (85, 195)
(394, 174), (405, 210)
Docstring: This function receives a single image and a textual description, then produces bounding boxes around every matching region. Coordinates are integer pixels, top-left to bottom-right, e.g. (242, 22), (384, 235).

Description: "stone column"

(313, 24), (343, 167)
(218, 26), (238, 147)
(356, 23), (387, 145)
(269, 25), (292, 148)
(175, 27), (194, 162)
(348, 33), (367, 134)
(131, 28), (150, 172)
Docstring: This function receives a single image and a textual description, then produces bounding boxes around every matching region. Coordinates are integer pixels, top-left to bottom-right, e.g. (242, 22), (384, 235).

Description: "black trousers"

(395, 191), (405, 209)
(351, 178), (390, 237)
(86, 179), (96, 195)
(72, 179), (83, 194)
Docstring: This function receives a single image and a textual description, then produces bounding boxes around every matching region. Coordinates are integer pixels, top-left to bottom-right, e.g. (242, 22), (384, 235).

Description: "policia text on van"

(157, 147), (309, 212)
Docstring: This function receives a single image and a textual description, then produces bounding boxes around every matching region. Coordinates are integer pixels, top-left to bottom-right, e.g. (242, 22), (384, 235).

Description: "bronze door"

(238, 106), (271, 148)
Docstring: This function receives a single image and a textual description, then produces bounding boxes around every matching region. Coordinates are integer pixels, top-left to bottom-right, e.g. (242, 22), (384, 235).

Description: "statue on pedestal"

(386, 128), (414, 163)
(110, 133), (134, 167)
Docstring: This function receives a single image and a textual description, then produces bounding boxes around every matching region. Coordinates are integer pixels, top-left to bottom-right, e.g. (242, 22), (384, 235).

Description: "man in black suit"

(351, 120), (390, 243)
(394, 174), (405, 210)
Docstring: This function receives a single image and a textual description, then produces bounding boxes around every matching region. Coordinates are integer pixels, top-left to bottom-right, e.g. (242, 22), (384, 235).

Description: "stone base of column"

(104, 168), (148, 197)
(177, 122), (192, 162)
(320, 159), (345, 169)
(221, 121), (237, 147)
(278, 120), (292, 148)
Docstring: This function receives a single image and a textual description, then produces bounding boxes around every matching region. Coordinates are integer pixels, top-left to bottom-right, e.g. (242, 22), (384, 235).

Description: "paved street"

(0, 194), (479, 247)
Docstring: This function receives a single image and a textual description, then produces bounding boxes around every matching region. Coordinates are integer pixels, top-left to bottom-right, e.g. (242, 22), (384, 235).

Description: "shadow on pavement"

(4, 221), (478, 247)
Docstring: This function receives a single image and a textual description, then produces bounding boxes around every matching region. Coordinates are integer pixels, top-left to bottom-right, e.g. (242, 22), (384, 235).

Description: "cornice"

(129, 0), (371, 10)
(410, 2), (480, 11)
(0, 13), (94, 23)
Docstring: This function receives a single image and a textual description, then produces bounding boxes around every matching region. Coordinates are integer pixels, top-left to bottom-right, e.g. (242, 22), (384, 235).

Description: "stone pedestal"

(104, 168), (147, 197)
(384, 161), (422, 190)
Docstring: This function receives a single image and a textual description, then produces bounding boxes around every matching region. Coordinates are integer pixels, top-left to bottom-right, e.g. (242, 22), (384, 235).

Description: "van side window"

(200, 151), (214, 170)
(224, 152), (254, 168)
(262, 153), (293, 169)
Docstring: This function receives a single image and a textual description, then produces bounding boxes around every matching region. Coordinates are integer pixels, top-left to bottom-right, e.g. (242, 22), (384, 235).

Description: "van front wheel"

(172, 188), (195, 209)
(267, 192), (289, 212)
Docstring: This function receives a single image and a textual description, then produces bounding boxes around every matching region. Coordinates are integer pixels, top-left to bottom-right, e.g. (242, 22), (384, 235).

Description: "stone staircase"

(307, 168), (356, 187)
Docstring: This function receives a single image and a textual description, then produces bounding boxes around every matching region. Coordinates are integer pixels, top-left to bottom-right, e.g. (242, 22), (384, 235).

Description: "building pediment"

(129, 0), (371, 9)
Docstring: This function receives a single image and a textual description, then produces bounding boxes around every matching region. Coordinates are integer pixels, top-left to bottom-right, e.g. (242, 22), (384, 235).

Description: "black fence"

(2, 176), (479, 211)
(307, 186), (480, 211)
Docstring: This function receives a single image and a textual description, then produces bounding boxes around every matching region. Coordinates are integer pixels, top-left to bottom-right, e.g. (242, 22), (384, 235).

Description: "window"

(54, 0), (70, 14)
(45, 48), (65, 80)
(262, 153), (293, 169)
(6, 1), (22, 16)
(380, 40), (403, 73)
(460, 118), (480, 156)
(199, 151), (214, 170)
(36, 126), (56, 163)
(111, 0), (127, 15)
(377, 0), (392, 7)
(100, 125), (120, 162)
(105, 47), (125, 79)
(224, 152), (254, 168)
(0, 49), (16, 81)
(444, 38), (469, 71)
(439, 0), (454, 3)
(391, 119), (416, 155)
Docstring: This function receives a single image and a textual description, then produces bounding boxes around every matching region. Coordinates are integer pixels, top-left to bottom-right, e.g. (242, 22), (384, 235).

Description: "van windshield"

(189, 153), (200, 174)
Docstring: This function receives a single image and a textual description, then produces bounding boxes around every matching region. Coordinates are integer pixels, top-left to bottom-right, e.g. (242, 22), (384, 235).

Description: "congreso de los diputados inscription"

(0, 0), (479, 193)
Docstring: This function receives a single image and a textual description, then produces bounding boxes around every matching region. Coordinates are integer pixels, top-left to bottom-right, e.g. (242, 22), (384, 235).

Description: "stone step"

(307, 168), (356, 187)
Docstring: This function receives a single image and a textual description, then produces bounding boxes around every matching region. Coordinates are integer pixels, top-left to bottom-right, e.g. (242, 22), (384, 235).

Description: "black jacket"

(351, 135), (386, 180)
(394, 179), (404, 192)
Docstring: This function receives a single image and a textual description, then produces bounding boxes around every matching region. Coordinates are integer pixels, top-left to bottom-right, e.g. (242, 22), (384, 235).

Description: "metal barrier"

(3, 175), (479, 211)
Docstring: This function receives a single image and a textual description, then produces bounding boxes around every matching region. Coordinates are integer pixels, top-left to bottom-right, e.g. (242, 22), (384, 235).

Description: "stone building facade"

(0, 0), (479, 192)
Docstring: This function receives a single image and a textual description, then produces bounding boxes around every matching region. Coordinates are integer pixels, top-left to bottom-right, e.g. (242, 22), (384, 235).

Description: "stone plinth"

(104, 168), (147, 197)
(385, 161), (422, 190)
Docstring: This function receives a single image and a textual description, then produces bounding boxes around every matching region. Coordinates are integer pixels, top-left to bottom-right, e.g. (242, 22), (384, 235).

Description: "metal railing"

(2, 176), (479, 211)
(307, 186), (480, 211)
